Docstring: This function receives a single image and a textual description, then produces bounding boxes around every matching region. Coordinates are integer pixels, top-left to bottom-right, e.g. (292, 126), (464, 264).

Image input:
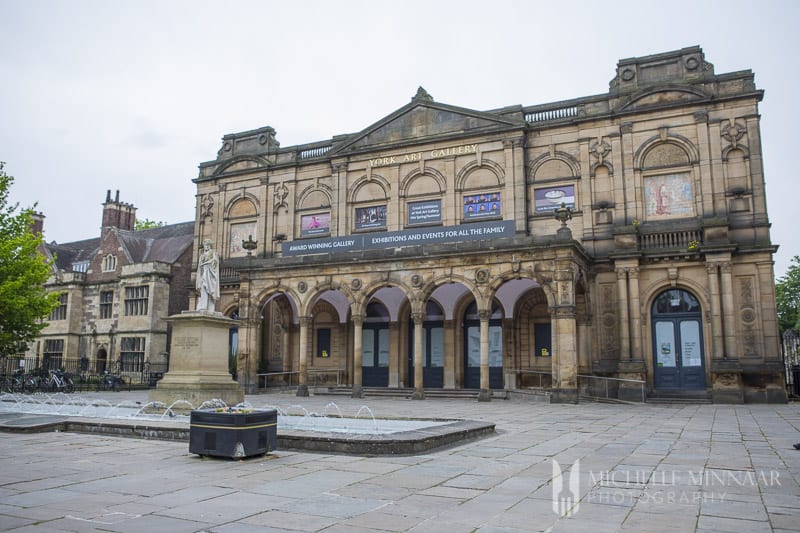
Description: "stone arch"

(221, 303), (240, 318)
(254, 285), (301, 318)
(590, 160), (614, 178)
(619, 86), (708, 112)
(528, 151), (580, 183)
(213, 156), (270, 177)
(225, 194), (259, 218)
(356, 278), (417, 318)
(399, 167), (446, 197)
(295, 184), (332, 210)
(641, 276), (709, 322)
(635, 135), (699, 170)
(456, 159), (505, 190)
(302, 282), (356, 318)
(348, 174), (390, 203)
(721, 144), (750, 163)
(419, 273), (482, 311)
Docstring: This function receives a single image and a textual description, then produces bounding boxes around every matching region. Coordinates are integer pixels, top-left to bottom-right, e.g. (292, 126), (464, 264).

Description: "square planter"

(189, 409), (277, 459)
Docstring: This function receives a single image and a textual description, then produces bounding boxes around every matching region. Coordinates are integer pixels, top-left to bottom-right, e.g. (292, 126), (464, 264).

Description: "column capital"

(299, 316), (312, 328)
(477, 309), (492, 321)
(411, 312), (424, 324)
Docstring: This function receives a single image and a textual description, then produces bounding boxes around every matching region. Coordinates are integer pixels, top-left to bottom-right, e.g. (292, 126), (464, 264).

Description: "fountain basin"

(0, 394), (496, 455)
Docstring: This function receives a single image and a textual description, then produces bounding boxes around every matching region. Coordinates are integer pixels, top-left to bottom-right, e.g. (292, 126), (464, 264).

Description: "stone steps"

(319, 387), (508, 400)
(646, 391), (713, 404)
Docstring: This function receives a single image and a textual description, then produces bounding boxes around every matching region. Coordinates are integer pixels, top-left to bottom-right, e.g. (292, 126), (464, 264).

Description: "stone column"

(478, 309), (491, 402)
(720, 262), (737, 358)
(707, 263), (724, 359)
(241, 315), (259, 395)
(616, 268), (631, 360)
(351, 315), (364, 398)
(411, 312), (425, 400)
(628, 267), (642, 360)
(296, 316), (311, 397)
(550, 305), (578, 403)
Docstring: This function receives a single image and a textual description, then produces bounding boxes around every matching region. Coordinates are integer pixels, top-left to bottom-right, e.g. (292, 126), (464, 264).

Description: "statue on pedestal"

(196, 239), (220, 313)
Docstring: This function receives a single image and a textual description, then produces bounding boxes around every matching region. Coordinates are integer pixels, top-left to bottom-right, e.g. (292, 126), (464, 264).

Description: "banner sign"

(463, 192), (501, 220)
(408, 200), (442, 225)
(283, 220), (515, 256)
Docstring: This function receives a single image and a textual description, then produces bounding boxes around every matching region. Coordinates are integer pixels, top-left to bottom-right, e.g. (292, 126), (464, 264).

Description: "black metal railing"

(0, 356), (169, 392)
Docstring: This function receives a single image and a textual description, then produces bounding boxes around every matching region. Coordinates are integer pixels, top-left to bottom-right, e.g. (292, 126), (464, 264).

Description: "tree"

(0, 162), (59, 356)
(134, 218), (166, 231)
(776, 255), (800, 333)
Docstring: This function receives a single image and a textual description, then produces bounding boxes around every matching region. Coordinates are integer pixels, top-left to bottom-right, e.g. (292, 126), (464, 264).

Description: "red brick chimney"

(102, 190), (137, 232)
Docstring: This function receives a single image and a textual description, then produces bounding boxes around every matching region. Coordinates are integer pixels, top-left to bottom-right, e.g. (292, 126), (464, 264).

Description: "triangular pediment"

(332, 89), (525, 154)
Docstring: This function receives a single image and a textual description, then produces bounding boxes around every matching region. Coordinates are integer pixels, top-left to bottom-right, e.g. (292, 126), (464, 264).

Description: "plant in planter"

(189, 406), (277, 459)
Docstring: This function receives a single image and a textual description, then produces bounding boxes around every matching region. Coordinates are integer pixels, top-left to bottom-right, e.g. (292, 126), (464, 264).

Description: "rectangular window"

(124, 286), (149, 316)
(49, 293), (68, 321)
(463, 192), (502, 220)
(316, 328), (331, 358)
(99, 290), (114, 319)
(43, 339), (64, 370)
(120, 337), (145, 372)
(354, 205), (387, 231)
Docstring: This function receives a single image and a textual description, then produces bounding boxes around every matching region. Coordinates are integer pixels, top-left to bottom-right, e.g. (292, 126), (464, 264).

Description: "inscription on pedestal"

(173, 337), (200, 349)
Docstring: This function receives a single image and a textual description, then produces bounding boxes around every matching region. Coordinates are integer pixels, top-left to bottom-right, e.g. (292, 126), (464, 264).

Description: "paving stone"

(1, 394), (799, 532)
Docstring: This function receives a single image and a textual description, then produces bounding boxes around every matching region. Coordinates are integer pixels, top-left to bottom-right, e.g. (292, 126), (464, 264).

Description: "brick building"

(16, 191), (194, 381)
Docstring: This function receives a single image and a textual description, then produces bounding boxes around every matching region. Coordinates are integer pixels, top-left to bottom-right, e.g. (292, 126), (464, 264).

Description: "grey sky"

(1, 0), (797, 276)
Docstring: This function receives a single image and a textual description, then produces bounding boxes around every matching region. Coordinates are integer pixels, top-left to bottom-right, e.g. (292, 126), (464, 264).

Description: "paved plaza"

(0, 392), (799, 532)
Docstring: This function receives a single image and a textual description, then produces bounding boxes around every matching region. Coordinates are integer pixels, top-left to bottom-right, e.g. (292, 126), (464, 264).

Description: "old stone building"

(193, 46), (785, 403)
(17, 191), (195, 380)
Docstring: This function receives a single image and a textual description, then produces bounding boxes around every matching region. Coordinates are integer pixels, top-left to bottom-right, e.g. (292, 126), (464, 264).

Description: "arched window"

(102, 254), (117, 272)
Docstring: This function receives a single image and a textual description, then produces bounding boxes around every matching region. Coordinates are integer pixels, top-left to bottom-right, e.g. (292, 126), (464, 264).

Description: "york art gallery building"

(192, 46), (785, 403)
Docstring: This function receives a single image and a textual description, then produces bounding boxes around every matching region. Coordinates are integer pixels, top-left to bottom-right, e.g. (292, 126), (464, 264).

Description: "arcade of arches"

(227, 251), (589, 402)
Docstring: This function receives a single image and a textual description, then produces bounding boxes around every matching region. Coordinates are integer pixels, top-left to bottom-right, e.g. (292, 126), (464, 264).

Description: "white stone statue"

(196, 239), (220, 312)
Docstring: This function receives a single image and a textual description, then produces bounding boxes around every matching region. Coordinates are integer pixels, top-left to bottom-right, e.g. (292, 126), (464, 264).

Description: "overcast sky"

(1, 0), (797, 276)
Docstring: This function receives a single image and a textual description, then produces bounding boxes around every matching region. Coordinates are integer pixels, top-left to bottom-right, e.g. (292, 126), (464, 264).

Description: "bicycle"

(99, 371), (125, 391)
(42, 369), (74, 393)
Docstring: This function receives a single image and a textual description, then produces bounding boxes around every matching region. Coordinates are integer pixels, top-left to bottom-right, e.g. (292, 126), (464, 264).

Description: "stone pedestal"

(149, 311), (243, 409)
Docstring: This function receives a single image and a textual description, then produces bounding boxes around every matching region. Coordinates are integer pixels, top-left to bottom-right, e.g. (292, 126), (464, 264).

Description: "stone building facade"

(193, 46), (785, 403)
(17, 191), (195, 380)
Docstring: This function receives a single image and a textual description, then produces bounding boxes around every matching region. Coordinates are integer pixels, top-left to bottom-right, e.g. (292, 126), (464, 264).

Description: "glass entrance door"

(362, 301), (389, 387)
(652, 290), (706, 390)
(362, 326), (389, 387)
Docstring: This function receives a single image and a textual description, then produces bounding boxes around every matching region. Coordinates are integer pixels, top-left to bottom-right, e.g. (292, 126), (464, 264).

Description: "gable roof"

(46, 221), (195, 272)
(330, 87), (527, 156)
